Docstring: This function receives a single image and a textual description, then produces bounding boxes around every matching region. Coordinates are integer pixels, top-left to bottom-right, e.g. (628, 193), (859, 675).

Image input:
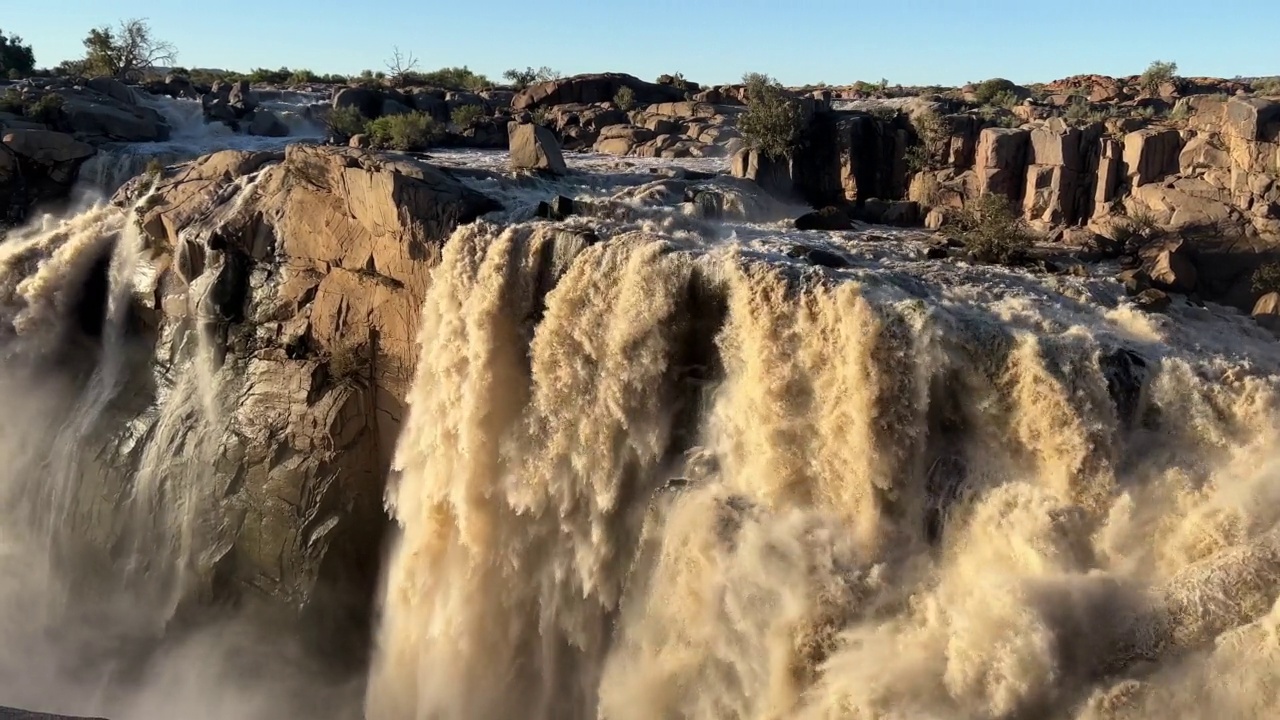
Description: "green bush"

(990, 89), (1021, 109)
(946, 193), (1034, 264)
(972, 78), (1018, 105)
(326, 105), (367, 139)
(502, 66), (558, 90)
(738, 71), (805, 159)
(450, 103), (485, 128)
(1140, 60), (1178, 95)
(0, 88), (22, 114)
(1252, 262), (1280, 294)
(1255, 77), (1280, 96)
(408, 66), (491, 91)
(366, 111), (444, 151)
(27, 93), (63, 124)
(613, 85), (636, 111)
(905, 109), (949, 173)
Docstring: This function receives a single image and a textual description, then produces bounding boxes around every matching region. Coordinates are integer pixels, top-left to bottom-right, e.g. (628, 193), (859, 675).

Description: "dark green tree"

(0, 30), (36, 78)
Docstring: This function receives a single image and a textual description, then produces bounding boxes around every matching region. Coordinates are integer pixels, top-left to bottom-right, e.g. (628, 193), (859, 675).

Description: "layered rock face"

(92, 145), (499, 633)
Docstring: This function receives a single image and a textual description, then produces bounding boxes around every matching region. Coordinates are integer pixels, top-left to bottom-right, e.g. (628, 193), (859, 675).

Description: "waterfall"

(366, 217), (1280, 720)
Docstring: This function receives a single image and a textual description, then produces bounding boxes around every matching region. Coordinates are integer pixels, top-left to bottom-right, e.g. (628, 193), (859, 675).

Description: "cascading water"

(78, 91), (328, 193)
(4, 134), (1280, 720)
(0, 188), (361, 719)
(365, 205), (1280, 720)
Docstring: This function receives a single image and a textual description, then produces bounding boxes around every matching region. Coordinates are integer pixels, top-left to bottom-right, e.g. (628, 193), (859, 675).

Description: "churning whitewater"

(2, 131), (1280, 720)
(366, 204), (1280, 719)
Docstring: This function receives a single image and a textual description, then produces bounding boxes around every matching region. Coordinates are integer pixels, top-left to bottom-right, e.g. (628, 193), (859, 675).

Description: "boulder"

(509, 123), (567, 173)
(593, 125), (655, 156)
(794, 206), (854, 231)
(731, 148), (796, 201)
(1141, 238), (1198, 293)
(1252, 291), (1280, 330)
(333, 87), (384, 118)
(106, 145), (501, 627)
(85, 76), (136, 105)
(1122, 128), (1182, 187)
(1133, 287), (1172, 312)
(247, 110), (289, 137)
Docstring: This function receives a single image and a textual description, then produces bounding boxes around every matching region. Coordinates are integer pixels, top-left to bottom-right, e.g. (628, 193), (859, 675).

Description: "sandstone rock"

(3, 129), (95, 166)
(794, 206), (853, 231)
(1133, 287), (1171, 312)
(248, 110), (289, 137)
(976, 127), (1030, 200)
(1224, 97), (1280, 141)
(509, 123), (567, 173)
(732, 148), (796, 201)
(1122, 128), (1182, 186)
(1252, 291), (1280, 330)
(86, 76), (136, 105)
(108, 144), (501, 621)
(1141, 239), (1198, 293)
(1178, 134), (1231, 175)
(2, 129), (96, 216)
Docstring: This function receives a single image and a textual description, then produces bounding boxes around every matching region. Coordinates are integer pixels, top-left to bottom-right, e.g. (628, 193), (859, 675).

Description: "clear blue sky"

(5, 0), (1277, 87)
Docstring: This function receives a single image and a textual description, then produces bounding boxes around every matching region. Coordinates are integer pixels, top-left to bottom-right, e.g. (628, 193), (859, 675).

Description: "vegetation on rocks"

(409, 66), (491, 91)
(503, 66), (559, 90)
(905, 109), (949, 173)
(325, 105), (368, 141)
(450, 104), (485, 128)
(1140, 60), (1178, 95)
(0, 29), (36, 78)
(945, 193), (1035, 264)
(613, 85), (636, 111)
(1252, 262), (1280, 295)
(0, 89), (63, 124)
(972, 78), (1018, 105)
(366, 111), (444, 151)
(739, 71), (805, 159)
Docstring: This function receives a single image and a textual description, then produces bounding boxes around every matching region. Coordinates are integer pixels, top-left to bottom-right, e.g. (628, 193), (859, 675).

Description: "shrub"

(365, 111), (443, 151)
(530, 106), (550, 127)
(1255, 77), (1280, 96)
(325, 105), (367, 140)
(945, 193), (1034, 264)
(1140, 60), (1178, 95)
(905, 109), (949, 173)
(613, 85), (636, 111)
(990, 89), (1021, 109)
(144, 157), (164, 178)
(450, 103), (485, 128)
(1253, 262), (1280, 295)
(409, 66), (491, 91)
(0, 88), (22, 114)
(738, 71), (805, 159)
(972, 78), (1018, 105)
(1065, 96), (1092, 123)
(27, 93), (63, 124)
(502, 66), (558, 90)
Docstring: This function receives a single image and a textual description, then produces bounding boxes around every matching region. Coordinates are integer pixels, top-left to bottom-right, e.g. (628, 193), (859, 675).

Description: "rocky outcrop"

(511, 73), (686, 111)
(106, 145), (500, 629)
(509, 123), (566, 173)
(1, 129), (96, 225)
